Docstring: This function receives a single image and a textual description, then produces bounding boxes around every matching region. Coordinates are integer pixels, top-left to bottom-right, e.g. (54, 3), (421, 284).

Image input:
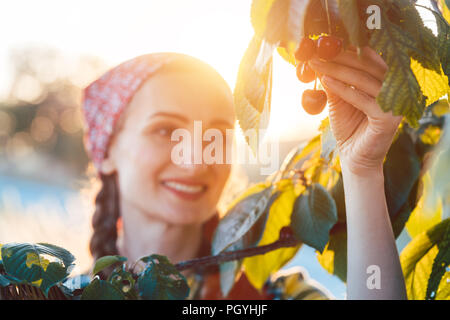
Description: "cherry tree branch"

(174, 234), (300, 272)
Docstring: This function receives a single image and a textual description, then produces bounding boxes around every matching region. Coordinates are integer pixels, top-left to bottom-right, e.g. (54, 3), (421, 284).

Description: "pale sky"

(0, 0), (436, 142)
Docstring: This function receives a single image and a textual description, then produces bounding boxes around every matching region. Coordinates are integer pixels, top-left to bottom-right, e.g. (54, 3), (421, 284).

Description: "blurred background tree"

(0, 46), (108, 185)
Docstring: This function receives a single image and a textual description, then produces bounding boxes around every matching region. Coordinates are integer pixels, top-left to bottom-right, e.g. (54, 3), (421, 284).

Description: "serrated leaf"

(234, 35), (274, 153)
(92, 255), (127, 275)
(432, 7), (450, 85)
(81, 278), (125, 300)
(212, 184), (274, 255)
(137, 254), (189, 300)
(396, 0), (441, 73)
(410, 58), (450, 106)
(291, 183), (338, 252)
(337, 0), (368, 48)
(243, 180), (301, 290)
(401, 218), (450, 300)
(369, 12), (427, 127)
(264, 0), (310, 46)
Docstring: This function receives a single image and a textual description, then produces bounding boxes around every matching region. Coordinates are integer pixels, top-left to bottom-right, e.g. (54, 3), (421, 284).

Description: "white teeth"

(163, 181), (205, 194)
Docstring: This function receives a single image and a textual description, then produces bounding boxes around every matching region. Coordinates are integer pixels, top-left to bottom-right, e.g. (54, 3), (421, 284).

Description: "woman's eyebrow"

(146, 112), (233, 127)
(147, 112), (189, 123)
(210, 119), (234, 127)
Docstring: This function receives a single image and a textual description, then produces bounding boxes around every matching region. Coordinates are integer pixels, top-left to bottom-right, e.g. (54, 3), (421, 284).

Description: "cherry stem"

(314, 77), (317, 91)
(325, 0), (332, 35)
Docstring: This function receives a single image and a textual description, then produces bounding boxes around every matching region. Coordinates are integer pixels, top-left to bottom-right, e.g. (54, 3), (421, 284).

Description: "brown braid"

(89, 172), (120, 264)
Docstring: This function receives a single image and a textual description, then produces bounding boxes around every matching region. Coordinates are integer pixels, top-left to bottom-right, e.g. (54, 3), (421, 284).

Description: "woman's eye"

(153, 126), (174, 137)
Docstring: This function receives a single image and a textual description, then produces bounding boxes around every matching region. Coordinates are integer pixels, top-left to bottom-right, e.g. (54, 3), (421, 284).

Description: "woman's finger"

(329, 46), (387, 82)
(308, 58), (382, 98)
(320, 75), (383, 118)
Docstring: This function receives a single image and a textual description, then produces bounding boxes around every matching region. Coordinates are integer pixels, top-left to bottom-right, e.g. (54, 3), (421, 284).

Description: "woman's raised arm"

(308, 46), (407, 300)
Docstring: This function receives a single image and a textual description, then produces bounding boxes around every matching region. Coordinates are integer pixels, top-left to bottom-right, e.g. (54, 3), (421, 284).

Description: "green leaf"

(425, 219), (449, 300)
(243, 180), (301, 290)
(1, 242), (75, 297)
(319, 117), (337, 162)
(384, 130), (421, 220)
(329, 175), (346, 224)
(316, 224), (347, 282)
(396, 0), (441, 73)
(108, 266), (138, 300)
(212, 185), (275, 255)
(263, 0), (310, 46)
(62, 274), (91, 291)
(432, 8), (450, 86)
(369, 11), (427, 127)
(219, 244), (243, 298)
(291, 183), (338, 252)
(401, 218), (450, 300)
(81, 278), (125, 300)
(337, 0), (368, 48)
(234, 35), (273, 152)
(137, 254), (189, 300)
(92, 255), (127, 275)
(0, 274), (10, 287)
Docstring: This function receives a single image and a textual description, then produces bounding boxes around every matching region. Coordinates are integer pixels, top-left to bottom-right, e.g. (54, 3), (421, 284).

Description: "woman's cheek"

(210, 164), (231, 201)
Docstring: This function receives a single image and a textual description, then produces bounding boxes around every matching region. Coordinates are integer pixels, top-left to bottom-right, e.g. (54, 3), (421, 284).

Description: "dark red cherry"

(294, 37), (316, 61)
(301, 89), (327, 115)
(296, 62), (316, 83)
(316, 35), (342, 60)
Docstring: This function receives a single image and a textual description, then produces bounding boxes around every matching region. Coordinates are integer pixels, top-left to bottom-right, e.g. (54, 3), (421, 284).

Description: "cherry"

(301, 89), (327, 115)
(294, 37), (316, 62)
(296, 62), (316, 83)
(279, 226), (295, 240)
(316, 35), (342, 61)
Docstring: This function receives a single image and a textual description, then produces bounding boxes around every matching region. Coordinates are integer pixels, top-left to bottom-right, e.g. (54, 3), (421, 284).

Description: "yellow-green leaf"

(251, 0), (277, 37)
(401, 218), (450, 300)
(243, 180), (301, 290)
(410, 58), (450, 106)
(26, 252), (50, 272)
(420, 125), (442, 145)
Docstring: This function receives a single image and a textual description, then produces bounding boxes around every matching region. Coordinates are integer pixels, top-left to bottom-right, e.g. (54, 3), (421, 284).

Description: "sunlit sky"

(0, 0), (436, 142)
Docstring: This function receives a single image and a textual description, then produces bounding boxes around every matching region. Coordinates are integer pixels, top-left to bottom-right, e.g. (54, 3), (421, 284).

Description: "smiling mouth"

(161, 181), (207, 199)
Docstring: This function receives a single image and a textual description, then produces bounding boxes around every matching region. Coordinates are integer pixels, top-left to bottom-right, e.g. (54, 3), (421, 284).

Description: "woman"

(82, 48), (407, 300)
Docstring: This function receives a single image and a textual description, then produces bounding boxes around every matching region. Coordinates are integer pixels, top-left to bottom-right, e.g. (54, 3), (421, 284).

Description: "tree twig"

(174, 235), (300, 272)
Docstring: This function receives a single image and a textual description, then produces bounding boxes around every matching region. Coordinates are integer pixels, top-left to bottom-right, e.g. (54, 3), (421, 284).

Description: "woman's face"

(102, 68), (235, 225)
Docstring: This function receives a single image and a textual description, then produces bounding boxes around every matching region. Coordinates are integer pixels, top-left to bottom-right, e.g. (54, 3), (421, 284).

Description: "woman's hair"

(89, 172), (120, 260)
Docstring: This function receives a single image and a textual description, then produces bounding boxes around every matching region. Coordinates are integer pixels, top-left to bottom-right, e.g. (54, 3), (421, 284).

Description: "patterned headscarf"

(82, 52), (214, 171)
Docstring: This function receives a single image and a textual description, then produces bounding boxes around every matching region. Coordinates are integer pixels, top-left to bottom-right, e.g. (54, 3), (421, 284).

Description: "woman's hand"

(307, 46), (402, 175)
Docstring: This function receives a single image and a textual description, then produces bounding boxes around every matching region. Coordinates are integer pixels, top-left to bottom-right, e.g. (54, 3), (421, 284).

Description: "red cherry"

(279, 226), (295, 240)
(316, 35), (342, 60)
(296, 62), (316, 83)
(301, 89), (327, 115)
(294, 38), (316, 61)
